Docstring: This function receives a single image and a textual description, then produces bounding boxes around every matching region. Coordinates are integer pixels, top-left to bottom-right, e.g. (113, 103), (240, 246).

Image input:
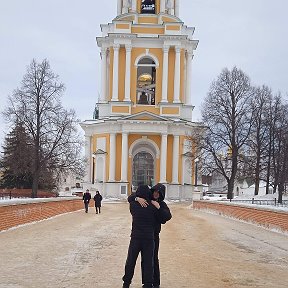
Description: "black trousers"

(123, 237), (155, 286)
(141, 236), (160, 286)
(84, 202), (89, 212)
(153, 236), (160, 286)
(95, 206), (101, 213)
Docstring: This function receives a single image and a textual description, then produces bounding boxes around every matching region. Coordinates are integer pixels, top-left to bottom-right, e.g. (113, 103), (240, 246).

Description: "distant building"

(58, 174), (84, 197)
(80, 0), (203, 200)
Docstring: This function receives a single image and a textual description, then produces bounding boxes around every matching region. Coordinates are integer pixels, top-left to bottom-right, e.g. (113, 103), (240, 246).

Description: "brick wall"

(0, 198), (86, 231)
(193, 201), (288, 232)
(0, 188), (56, 198)
(3, 199), (287, 233)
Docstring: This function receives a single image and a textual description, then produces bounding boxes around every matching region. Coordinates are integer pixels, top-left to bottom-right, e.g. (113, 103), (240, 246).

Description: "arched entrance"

(130, 138), (160, 189)
(132, 151), (154, 187)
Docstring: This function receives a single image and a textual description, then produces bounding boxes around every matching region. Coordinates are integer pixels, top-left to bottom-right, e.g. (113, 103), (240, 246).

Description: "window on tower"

(141, 0), (156, 14)
(132, 152), (154, 187)
(137, 57), (156, 105)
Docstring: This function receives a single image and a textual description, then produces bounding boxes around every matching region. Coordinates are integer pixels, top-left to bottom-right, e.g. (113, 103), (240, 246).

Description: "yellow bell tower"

(81, 0), (201, 200)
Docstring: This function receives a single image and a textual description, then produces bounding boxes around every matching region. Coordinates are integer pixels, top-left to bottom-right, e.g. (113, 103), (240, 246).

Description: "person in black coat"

(122, 185), (160, 288)
(82, 189), (91, 213)
(93, 190), (103, 214)
(128, 183), (172, 288)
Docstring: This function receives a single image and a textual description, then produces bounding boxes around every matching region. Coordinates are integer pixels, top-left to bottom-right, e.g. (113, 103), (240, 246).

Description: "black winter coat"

(83, 192), (91, 203)
(154, 201), (171, 235)
(128, 183), (172, 237)
(93, 194), (103, 207)
(129, 185), (159, 239)
(150, 183), (172, 235)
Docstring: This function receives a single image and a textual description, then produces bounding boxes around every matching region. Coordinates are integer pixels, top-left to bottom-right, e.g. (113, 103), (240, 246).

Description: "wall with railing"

(227, 198), (288, 207)
(0, 198), (84, 232)
(0, 188), (56, 199)
(193, 200), (288, 232)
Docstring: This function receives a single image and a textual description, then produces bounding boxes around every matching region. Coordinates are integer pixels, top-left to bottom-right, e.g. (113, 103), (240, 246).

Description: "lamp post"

(92, 154), (96, 184)
(194, 158), (199, 186)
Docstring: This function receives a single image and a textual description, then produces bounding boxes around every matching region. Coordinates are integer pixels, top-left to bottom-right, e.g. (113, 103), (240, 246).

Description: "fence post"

(9, 190), (12, 199)
(252, 197), (254, 204)
(274, 198), (277, 206)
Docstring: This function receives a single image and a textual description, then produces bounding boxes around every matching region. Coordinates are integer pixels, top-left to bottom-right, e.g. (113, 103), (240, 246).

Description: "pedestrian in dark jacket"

(82, 189), (91, 213)
(122, 185), (159, 288)
(93, 190), (103, 214)
(128, 183), (172, 288)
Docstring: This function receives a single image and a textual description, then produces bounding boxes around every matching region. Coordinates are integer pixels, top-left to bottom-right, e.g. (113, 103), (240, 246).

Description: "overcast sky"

(0, 0), (288, 148)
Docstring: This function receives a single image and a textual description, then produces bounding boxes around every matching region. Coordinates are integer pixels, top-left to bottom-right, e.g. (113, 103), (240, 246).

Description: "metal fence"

(224, 198), (288, 207)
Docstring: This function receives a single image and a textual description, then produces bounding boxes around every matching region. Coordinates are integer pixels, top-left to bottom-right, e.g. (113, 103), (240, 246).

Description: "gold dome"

(138, 73), (152, 87)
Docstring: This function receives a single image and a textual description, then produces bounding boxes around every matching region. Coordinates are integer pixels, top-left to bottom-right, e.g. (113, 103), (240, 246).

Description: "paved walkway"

(0, 202), (287, 288)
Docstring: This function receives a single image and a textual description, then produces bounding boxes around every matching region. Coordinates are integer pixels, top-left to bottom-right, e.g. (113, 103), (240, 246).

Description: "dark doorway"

(132, 151), (154, 187)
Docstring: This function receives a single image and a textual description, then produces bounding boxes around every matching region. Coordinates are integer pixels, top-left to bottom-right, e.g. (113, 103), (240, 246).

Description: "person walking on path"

(93, 190), (103, 214)
(122, 185), (160, 288)
(128, 183), (172, 288)
(82, 189), (91, 213)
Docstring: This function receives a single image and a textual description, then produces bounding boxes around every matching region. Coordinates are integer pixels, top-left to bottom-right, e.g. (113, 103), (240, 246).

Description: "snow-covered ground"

(0, 203), (287, 288)
(202, 192), (288, 212)
(235, 191), (288, 200)
(226, 200), (288, 212)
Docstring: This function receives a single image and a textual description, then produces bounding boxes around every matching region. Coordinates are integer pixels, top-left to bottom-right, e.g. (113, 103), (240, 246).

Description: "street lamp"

(194, 158), (199, 186)
(92, 153), (96, 184)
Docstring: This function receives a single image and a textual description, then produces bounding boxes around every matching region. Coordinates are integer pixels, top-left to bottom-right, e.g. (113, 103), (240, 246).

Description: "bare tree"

(262, 95), (277, 195)
(266, 95), (284, 194)
(3, 59), (84, 197)
(201, 67), (254, 199)
(246, 86), (272, 195)
(278, 133), (288, 203)
(185, 125), (206, 186)
(271, 98), (288, 203)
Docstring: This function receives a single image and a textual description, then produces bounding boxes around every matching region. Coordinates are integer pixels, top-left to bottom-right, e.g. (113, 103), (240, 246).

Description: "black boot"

(122, 282), (130, 288)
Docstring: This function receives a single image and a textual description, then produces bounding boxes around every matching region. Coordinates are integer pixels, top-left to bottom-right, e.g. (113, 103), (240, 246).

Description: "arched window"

(137, 57), (156, 105)
(96, 157), (104, 182)
(141, 0), (156, 14)
(132, 152), (154, 187)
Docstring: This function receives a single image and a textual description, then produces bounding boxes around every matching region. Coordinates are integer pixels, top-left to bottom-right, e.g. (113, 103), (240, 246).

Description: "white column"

(172, 135), (180, 183)
(161, 45), (169, 103)
(112, 44), (120, 101)
(132, 0), (137, 12)
(121, 133), (128, 182)
(117, 0), (122, 15)
(124, 45), (132, 101)
(84, 136), (91, 183)
(186, 50), (193, 105)
(100, 47), (107, 102)
(160, 134), (168, 183)
(109, 133), (116, 182)
(173, 46), (181, 103)
(122, 0), (129, 14)
(175, 0), (180, 17)
(160, 0), (165, 13)
(106, 48), (111, 103)
(168, 0), (175, 15)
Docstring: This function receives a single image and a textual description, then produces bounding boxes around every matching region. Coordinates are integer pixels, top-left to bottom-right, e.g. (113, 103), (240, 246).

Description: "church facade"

(80, 0), (202, 200)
